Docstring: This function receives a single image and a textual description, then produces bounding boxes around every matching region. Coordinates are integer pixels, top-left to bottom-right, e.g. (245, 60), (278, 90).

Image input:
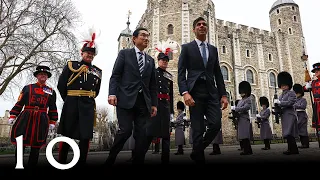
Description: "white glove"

(170, 114), (174, 121)
(231, 106), (235, 110)
(8, 118), (15, 125)
(49, 124), (55, 130)
(306, 82), (312, 89)
(274, 99), (281, 104)
(256, 114), (261, 118)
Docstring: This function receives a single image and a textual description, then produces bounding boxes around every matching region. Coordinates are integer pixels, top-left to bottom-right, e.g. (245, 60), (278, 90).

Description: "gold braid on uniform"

(67, 61), (89, 86)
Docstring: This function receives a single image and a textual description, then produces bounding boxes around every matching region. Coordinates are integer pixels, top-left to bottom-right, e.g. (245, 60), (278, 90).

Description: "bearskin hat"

(259, 96), (269, 108)
(293, 83), (304, 96)
(238, 81), (251, 97)
(277, 71), (293, 89)
(177, 101), (185, 111)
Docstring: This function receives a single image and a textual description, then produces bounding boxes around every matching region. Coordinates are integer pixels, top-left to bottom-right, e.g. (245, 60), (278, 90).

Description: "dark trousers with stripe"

(58, 139), (90, 165)
(15, 146), (40, 168)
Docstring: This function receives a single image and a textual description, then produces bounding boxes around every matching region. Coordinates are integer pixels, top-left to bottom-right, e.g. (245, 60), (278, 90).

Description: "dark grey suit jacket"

(109, 48), (158, 113)
(178, 40), (227, 99)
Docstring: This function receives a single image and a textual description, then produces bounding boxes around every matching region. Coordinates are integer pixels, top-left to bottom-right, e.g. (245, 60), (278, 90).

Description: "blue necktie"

(200, 42), (207, 67)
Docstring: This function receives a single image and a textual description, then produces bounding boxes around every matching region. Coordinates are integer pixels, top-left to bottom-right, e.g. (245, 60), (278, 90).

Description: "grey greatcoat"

(294, 97), (308, 136)
(235, 96), (252, 140)
(174, 112), (186, 146)
(279, 90), (298, 138)
(212, 129), (223, 144)
(259, 108), (273, 140)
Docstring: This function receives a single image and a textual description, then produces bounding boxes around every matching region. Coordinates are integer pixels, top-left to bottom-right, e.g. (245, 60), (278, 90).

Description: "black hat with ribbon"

(33, 65), (52, 78)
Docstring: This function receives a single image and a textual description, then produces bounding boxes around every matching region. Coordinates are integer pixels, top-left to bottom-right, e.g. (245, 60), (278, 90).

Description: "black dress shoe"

(209, 151), (221, 155)
(261, 147), (270, 150)
(240, 151), (253, 155)
(283, 150), (299, 155)
(174, 152), (184, 155)
(298, 145), (309, 149)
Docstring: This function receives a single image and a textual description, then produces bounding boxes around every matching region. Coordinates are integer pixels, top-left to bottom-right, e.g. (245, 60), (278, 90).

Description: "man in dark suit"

(178, 17), (228, 163)
(106, 27), (158, 165)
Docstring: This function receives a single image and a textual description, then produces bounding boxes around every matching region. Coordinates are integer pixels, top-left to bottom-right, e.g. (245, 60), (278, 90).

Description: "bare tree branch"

(0, 0), (81, 97)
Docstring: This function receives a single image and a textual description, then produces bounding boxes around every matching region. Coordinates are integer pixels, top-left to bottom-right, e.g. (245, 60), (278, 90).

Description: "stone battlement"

(216, 18), (273, 37)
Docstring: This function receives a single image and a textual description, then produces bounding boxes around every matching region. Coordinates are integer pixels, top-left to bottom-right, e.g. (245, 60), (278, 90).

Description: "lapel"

(191, 40), (212, 70)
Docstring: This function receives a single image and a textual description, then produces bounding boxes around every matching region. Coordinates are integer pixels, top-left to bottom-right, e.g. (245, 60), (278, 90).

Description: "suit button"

(80, 81), (82, 83)
(159, 81), (161, 83)
(80, 88), (82, 90)
(79, 75), (82, 77)
(92, 84), (94, 86)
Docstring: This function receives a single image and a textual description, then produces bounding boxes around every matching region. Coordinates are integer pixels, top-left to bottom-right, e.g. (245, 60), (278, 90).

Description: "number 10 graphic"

(15, 135), (80, 170)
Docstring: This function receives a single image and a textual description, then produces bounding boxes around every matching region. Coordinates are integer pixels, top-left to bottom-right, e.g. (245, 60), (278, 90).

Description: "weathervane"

(127, 10), (132, 21)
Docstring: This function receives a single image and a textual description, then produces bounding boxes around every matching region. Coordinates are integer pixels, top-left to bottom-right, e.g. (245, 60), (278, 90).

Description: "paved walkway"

(1, 142), (319, 175)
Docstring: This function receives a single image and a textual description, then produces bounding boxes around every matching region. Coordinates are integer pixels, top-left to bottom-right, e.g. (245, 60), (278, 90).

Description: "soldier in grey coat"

(231, 81), (253, 155)
(274, 71), (299, 155)
(173, 101), (186, 155)
(293, 83), (309, 148)
(256, 96), (272, 150)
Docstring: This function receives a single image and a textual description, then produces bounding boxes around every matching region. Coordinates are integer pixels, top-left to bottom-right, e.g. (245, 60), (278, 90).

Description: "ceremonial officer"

(8, 65), (58, 168)
(57, 29), (102, 166)
(145, 50), (175, 164)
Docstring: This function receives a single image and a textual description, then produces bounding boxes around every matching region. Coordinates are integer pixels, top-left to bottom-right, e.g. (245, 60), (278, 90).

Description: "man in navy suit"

(178, 17), (228, 163)
(106, 27), (158, 165)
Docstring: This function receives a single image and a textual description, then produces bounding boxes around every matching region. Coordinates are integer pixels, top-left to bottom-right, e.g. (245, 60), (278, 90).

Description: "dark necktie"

(200, 42), (207, 67)
(138, 52), (144, 76)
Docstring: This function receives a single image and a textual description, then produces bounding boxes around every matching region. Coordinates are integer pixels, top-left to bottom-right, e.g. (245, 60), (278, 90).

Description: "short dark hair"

(133, 27), (148, 37)
(193, 17), (206, 29)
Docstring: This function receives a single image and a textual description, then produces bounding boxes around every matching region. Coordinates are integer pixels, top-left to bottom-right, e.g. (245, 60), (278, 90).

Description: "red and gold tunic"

(9, 82), (58, 148)
(305, 78), (320, 131)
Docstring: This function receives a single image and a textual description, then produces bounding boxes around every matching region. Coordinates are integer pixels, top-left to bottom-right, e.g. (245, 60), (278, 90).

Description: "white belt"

(296, 109), (305, 112)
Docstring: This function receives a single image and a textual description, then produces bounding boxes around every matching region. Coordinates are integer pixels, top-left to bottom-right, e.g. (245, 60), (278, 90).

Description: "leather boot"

(240, 139), (252, 155)
(283, 136), (299, 155)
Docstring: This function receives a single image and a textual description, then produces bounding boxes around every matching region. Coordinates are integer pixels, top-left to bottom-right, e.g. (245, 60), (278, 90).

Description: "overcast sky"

(0, 0), (318, 119)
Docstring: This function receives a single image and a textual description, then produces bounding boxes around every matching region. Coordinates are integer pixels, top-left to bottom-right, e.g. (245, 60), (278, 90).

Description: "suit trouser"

(15, 146), (40, 167)
(189, 81), (222, 161)
(58, 139), (90, 165)
(106, 92), (149, 164)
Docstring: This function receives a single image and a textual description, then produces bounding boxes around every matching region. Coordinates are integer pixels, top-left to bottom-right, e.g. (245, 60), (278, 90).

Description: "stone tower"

(269, 0), (308, 85)
(112, 11), (133, 122)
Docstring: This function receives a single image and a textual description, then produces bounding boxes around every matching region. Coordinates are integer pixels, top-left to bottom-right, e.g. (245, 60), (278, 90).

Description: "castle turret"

(269, 0), (308, 85)
(117, 10), (133, 53)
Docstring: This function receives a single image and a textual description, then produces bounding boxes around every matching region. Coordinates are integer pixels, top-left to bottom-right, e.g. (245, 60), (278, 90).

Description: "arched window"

(269, 72), (276, 87)
(250, 95), (257, 117)
(246, 69), (254, 84)
(167, 24), (174, 35)
(221, 66), (229, 81)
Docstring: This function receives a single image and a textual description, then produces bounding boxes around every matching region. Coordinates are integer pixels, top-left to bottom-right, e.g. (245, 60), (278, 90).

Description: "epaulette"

(92, 65), (102, 79)
(163, 71), (173, 81)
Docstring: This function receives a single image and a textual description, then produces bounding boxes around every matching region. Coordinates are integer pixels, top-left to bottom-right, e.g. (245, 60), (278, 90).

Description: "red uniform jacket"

(9, 82), (58, 148)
